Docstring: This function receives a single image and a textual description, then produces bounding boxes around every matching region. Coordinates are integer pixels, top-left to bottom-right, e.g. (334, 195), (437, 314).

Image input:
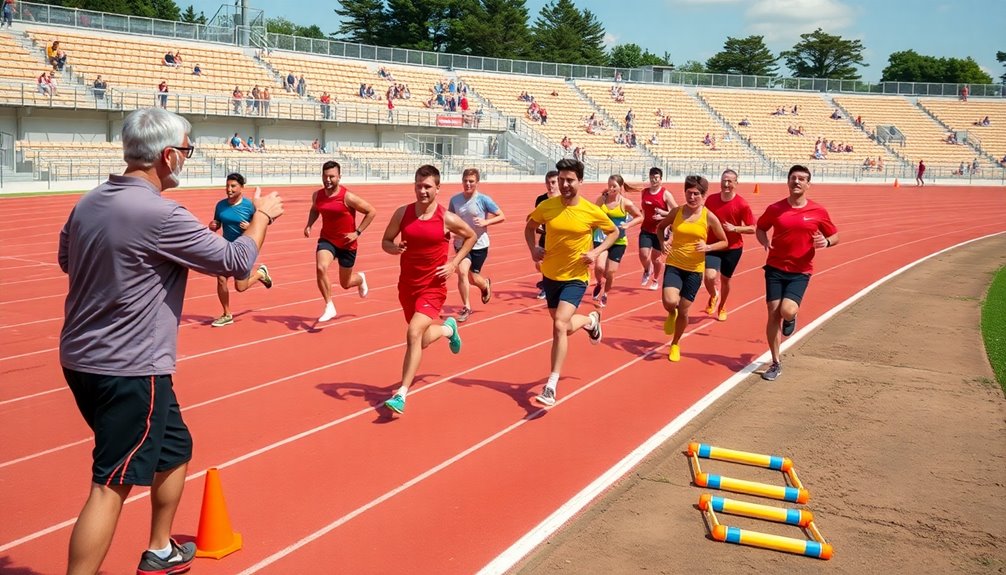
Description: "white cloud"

(604, 32), (619, 48)
(744, 0), (856, 46)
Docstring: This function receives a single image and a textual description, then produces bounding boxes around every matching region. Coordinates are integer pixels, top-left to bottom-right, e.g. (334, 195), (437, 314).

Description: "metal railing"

(13, 1), (1002, 99)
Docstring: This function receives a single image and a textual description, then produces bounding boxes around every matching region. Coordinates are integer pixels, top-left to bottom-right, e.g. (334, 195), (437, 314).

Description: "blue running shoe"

(444, 317), (462, 354)
(384, 394), (406, 414)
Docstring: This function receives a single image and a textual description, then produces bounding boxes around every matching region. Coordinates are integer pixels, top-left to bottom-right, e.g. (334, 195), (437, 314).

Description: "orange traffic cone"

(195, 468), (243, 559)
(753, 183), (760, 195)
(893, 178), (900, 188)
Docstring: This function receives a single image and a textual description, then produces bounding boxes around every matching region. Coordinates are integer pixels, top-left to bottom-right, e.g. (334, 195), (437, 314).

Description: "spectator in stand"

(650, 132), (659, 145)
(830, 109), (842, 120)
(297, 75), (307, 98)
(625, 109), (635, 131)
(37, 71), (55, 96)
(311, 138), (322, 153)
(791, 105), (798, 114)
(250, 86), (261, 115)
(739, 118), (750, 126)
(163, 51), (177, 67)
(47, 40), (67, 71)
(92, 75), (107, 100)
(192, 63), (202, 76)
(258, 139), (266, 152)
(231, 86), (243, 115)
(1000, 153), (1006, 166)
(284, 72), (295, 92)
(703, 133), (712, 146)
(561, 136), (572, 150)
(959, 85), (969, 101)
(876, 156), (884, 171)
(459, 94), (468, 112)
(854, 115), (863, 126)
(261, 87), (271, 116)
(245, 135), (257, 151)
(540, 107), (548, 125)
(157, 80), (168, 109)
(1, 0), (14, 29)
(320, 91), (332, 120)
(972, 158), (980, 174)
(387, 97), (395, 122)
(229, 132), (246, 151)
(573, 147), (581, 162)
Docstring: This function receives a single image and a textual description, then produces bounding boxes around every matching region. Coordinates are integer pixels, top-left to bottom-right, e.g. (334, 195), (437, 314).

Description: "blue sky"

(186, 0), (1005, 82)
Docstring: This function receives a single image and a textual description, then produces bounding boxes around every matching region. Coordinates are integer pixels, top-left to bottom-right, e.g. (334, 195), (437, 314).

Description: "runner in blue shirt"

(208, 172), (274, 326)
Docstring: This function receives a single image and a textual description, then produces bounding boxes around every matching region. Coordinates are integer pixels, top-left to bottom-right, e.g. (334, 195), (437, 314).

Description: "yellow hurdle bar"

(695, 471), (810, 503)
(688, 442), (793, 471)
(698, 494), (813, 527)
(703, 506), (832, 560)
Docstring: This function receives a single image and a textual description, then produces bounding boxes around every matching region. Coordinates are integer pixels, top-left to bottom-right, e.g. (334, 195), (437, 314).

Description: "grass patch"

(981, 265), (1006, 394)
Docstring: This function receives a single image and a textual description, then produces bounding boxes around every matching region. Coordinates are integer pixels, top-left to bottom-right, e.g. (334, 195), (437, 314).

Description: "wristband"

(355, 228), (362, 235)
(825, 238), (831, 248)
(257, 210), (274, 225)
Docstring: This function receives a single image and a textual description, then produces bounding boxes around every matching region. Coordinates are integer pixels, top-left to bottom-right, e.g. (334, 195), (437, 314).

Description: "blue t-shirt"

(213, 197), (255, 242)
(448, 191), (500, 250)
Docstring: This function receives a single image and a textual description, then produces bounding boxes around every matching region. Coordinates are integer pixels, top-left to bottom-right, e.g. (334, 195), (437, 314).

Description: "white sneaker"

(534, 387), (556, 407)
(357, 272), (369, 298)
(648, 281), (660, 291)
(318, 302), (337, 322)
(640, 270), (651, 286)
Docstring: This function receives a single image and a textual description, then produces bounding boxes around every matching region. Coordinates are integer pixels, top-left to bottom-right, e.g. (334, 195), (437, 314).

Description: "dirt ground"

(515, 236), (1006, 575)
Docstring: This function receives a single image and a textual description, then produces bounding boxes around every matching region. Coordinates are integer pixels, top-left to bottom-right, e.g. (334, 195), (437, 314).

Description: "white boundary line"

(476, 231), (1006, 575)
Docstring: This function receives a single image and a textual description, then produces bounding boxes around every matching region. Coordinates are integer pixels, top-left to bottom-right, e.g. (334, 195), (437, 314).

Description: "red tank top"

(399, 203), (449, 290)
(640, 186), (669, 233)
(316, 186), (357, 249)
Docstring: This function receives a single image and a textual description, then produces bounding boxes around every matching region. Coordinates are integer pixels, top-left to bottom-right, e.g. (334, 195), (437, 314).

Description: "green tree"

(608, 43), (668, 68)
(333, 0), (389, 45)
(677, 60), (706, 73)
(267, 17), (326, 39)
(179, 4), (206, 24)
(781, 28), (866, 79)
(449, 0), (532, 59)
(381, 0), (474, 52)
(705, 35), (777, 76)
(882, 50), (992, 84)
(998, 51), (1006, 83)
(530, 0), (607, 66)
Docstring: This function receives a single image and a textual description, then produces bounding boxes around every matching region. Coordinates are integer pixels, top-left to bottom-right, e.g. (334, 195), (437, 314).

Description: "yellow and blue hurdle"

(688, 442), (810, 503)
(700, 494), (832, 560)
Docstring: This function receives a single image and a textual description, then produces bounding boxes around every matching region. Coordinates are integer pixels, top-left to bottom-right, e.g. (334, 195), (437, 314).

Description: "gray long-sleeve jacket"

(59, 175), (259, 376)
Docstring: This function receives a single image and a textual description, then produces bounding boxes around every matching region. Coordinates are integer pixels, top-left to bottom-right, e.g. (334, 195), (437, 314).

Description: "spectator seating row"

(0, 32), (79, 107)
(918, 98), (1006, 167)
(17, 140), (213, 179)
(700, 90), (897, 167)
(833, 96), (995, 170)
(576, 81), (756, 161)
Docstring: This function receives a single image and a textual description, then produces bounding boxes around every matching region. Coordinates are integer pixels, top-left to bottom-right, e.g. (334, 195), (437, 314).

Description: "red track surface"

(1, 181), (1004, 574)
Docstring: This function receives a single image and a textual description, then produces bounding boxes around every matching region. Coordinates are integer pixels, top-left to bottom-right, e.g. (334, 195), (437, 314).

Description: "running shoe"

(357, 271), (369, 298)
(668, 344), (681, 362)
(717, 308), (728, 322)
(648, 281), (660, 291)
(211, 314), (233, 327)
(444, 317), (462, 353)
(663, 309), (677, 335)
(534, 386), (556, 407)
(704, 293), (718, 315)
(318, 302), (337, 322)
(136, 539), (196, 575)
(762, 361), (782, 381)
(257, 264), (273, 289)
(587, 310), (602, 345)
(598, 294), (608, 308)
(457, 307), (471, 323)
(481, 278), (492, 304)
(640, 270), (651, 286)
(782, 316), (797, 337)
(536, 288), (547, 300)
(384, 393), (406, 414)
(592, 283), (602, 300)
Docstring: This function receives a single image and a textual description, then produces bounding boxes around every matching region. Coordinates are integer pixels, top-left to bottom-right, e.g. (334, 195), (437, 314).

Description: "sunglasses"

(169, 146), (194, 158)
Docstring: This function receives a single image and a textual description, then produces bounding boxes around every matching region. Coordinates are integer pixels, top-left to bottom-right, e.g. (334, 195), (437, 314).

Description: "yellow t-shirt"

(530, 196), (615, 281)
(665, 207), (709, 273)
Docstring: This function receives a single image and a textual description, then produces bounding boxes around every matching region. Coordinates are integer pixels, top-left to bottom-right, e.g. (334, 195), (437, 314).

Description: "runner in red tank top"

(304, 161), (377, 322)
(637, 167), (677, 291)
(380, 165), (476, 415)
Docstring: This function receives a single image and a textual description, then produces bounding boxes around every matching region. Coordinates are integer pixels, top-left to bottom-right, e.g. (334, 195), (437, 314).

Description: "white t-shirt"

(448, 191), (500, 250)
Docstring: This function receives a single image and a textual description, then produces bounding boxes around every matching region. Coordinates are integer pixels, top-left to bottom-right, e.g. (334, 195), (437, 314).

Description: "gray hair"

(121, 107), (191, 167)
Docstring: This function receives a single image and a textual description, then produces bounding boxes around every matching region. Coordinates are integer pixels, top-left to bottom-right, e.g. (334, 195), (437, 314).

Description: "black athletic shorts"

(462, 247), (489, 274)
(764, 265), (811, 305)
(662, 265), (703, 302)
(705, 248), (744, 278)
(639, 231), (661, 250)
(64, 368), (193, 486)
(541, 278), (587, 309)
(593, 241), (626, 263)
(318, 238), (358, 269)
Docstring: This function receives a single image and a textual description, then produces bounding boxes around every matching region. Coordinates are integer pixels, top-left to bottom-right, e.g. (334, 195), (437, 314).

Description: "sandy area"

(515, 236), (1006, 575)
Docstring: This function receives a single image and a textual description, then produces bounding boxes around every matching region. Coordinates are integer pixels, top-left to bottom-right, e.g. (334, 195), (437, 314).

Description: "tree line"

(35, 0), (1004, 84)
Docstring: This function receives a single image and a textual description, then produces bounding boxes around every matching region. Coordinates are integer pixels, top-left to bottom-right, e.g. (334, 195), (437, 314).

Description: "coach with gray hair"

(57, 107), (284, 575)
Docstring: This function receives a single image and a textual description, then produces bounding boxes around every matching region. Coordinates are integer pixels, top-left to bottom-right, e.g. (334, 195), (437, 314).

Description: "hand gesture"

(661, 243), (672, 256)
(239, 221), (249, 230)
(252, 186), (284, 221)
(303, 225), (311, 238)
(473, 217), (487, 227)
(396, 240), (408, 254)
(812, 231), (828, 249)
(343, 231), (360, 243)
(531, 245), (545, 262)
(580, 251), (597, 265)
(208, 220), (219, 231)
(696, 241), (710, 252)
(723, 222), (736, 233)
(436, 260), (457, 278)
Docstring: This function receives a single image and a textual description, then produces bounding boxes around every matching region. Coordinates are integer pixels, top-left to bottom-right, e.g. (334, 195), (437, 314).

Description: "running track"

(1, 181), (1004, 574)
